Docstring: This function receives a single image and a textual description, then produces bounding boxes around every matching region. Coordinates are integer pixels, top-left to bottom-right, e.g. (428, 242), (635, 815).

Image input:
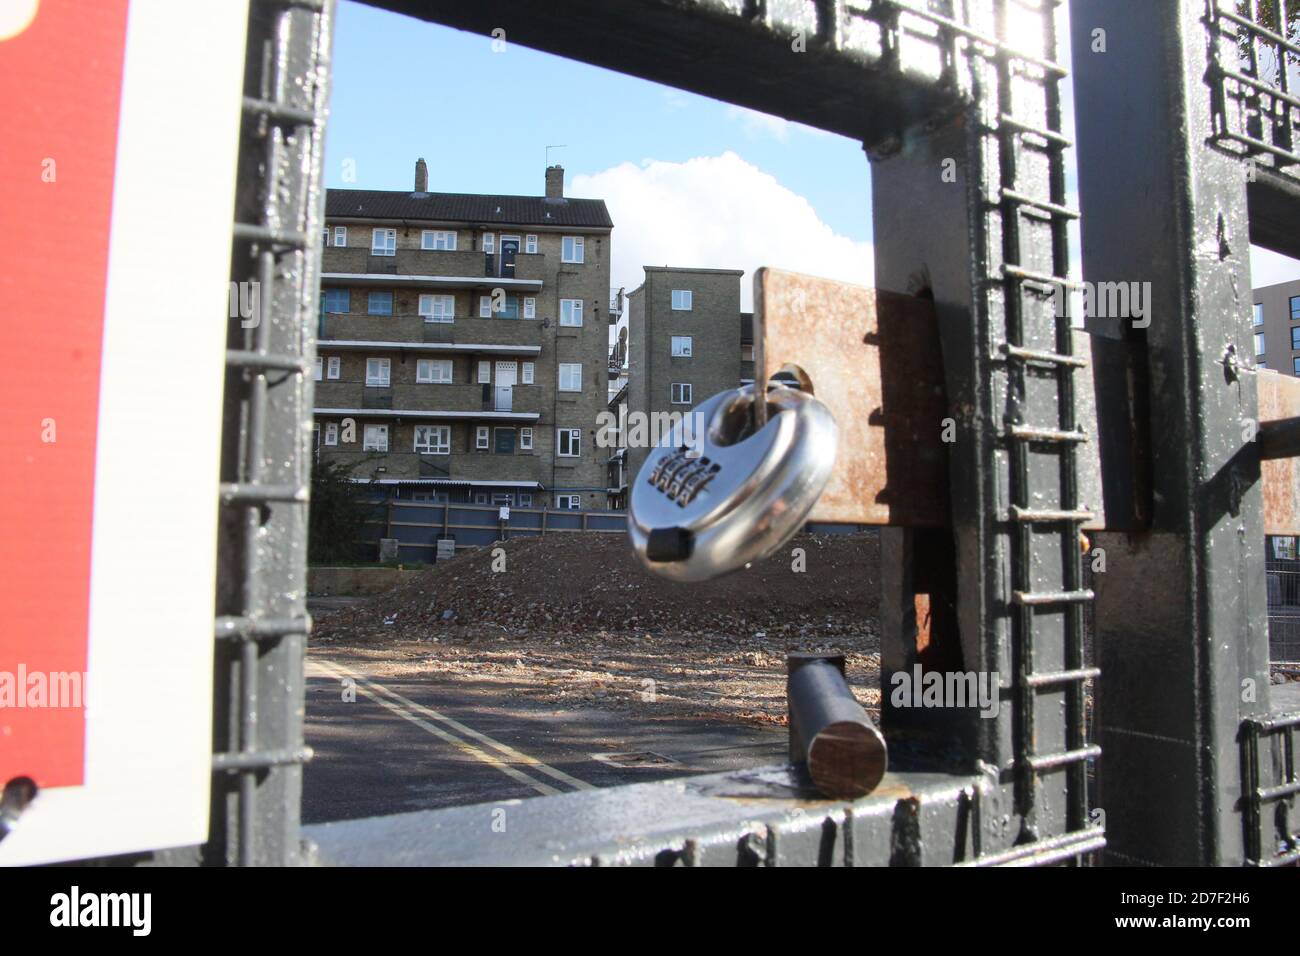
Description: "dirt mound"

(313, 531), (879, 643)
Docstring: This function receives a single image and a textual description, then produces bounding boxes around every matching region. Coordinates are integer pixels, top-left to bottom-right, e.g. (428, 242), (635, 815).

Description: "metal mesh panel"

(1267, 559), (1300, 662)
(1241, 713), (1300, 865)
(1208, 0), (1300, 178)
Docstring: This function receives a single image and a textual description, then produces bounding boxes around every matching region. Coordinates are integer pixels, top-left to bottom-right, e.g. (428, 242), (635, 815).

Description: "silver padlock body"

(628, 384), (837, 582)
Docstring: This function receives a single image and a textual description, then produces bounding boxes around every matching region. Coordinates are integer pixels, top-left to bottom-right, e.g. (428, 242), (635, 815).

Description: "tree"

(1236, 0), (1300, 86)
(308, 458), (384, 564)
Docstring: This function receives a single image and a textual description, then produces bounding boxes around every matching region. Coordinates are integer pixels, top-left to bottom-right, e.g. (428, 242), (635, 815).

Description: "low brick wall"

(309, 566), (423, 596)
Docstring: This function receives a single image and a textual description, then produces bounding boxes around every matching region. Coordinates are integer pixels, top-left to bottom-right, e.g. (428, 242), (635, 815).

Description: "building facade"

(1251, 277), (1300, 376)
(609, 266), (749, 507)
(314, 162), (617, 509)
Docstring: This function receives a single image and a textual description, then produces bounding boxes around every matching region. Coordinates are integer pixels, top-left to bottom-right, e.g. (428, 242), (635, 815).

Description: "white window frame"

(421, 229), (457, 251)
(324, 422), (339, 446)
(371, 227), (396, 256)
(671, 289), (693, 311)
(558, 363), (582, 392)
(313, 357), (323, 381)
(482, 232), (495, 254)
(525, 234), (538, 254)
(365, 357), (391, 387)
(672, 336), (693, 357)
(477, 360), (491, 384)
(362, 424), (389, 452)
(1254, 303), (1265, 327)
(478, 295), (493, 318)
(520, 427), (533, 450)
(416, 358), (452, 384)
(475, 425), (490, 450)
(414, 424), (450, 455)
(560, 298), (584, 327)
(556, 494), (580, 510)
(557, 427), (581, 458)
(1255, 331), (1266, 356)
(420, 293), (455, 323)
(561, 235), (584, 263)
(326, 356), (341, 380)
(671, 382), (692, 405)
(333, 226), (347, 247)
(521, 361), (534, 385)
(523, 297), (536, 319)
(518, 492), (533, 507)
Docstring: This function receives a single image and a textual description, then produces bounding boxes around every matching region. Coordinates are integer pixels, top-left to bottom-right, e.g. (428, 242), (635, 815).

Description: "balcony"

(318, 447), (545, 483)
(318, 313), (543, 353)
(321, 247), (544, 291)
(315, 381), (543, 417)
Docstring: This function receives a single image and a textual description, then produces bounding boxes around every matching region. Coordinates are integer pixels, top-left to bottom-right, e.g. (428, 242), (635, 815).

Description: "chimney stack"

(545, 164), (564, 199)
(414, 157), (428, 193)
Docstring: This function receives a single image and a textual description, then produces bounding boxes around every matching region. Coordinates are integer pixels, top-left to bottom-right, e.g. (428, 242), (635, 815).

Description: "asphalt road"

(302, 655), (787, 824)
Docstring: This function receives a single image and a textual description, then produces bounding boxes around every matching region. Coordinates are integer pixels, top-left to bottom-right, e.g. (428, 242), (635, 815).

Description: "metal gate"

(175, 0), (1299, 866)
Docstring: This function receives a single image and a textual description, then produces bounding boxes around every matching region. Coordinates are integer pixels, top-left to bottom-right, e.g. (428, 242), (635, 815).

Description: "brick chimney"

(414, 157), (428, 193)
(545, 164), (564, 199)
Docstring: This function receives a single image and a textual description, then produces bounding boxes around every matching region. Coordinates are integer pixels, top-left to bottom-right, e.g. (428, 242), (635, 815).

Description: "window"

(321, 228), (329, 248)
(475, 425), (490, 450)
(522, 361), (534, 384)
(477, 360), (491, 384)
(741, 344), (754, 362)
(474, 492), (489, 504)
(523, 297), (536, 319)
(520, 427), (533, 450)
(333, 226), (347, 247)
(1255, 332), (1266, 356)
(326, 356), (341, 380)
(482, 232), (495, 254)
(479, 295), (493, 318)
(1291, 295), (1300, 321)
(494, 428), (515, 454)
(525, 234), (538, 254)
(1254, 303), (1265, 326)
(371, 228), (396, 256)
(518, 492), (532, 507)
(561, 236), (584, 263)
(362, 424), (388, 452)
(556, 494), (580, 510)
(478, 294), (516, 318)
(365, 357), (391, 386)
(559, 363), (582, 392)
(557, 428), (581, 457)
(421, 230), (456, 251)
(1294, 356), (1300, 374)
(367, 291), (393, 315)
(672, 336), (693, 357)
(560, 298), (583, 326)
(414, 425), (450, 455)
(420, 293), (454, 323)
(671, 382), (692, 404)
(672, 289), (693, 311)
(313, 357), (323, 381)
(324, 422), (338, 445)
(323, 288), (350, 313)
(416, 359), (452, 384)
(1293, 326), (1300, 350)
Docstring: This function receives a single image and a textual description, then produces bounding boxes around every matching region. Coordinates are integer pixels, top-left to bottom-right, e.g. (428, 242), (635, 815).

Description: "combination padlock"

(628, 383), (837, 582)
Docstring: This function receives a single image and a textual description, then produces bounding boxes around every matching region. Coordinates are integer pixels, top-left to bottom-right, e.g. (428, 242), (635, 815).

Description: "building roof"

(326, 189), (613, 229)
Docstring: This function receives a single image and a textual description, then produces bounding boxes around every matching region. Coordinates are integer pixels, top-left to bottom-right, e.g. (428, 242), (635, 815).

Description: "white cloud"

(570, 152), (873, 320)
(1249, 245), (1300, 289)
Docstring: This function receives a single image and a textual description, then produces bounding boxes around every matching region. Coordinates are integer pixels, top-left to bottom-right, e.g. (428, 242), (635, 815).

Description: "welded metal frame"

(1071, 0), (1297, 866)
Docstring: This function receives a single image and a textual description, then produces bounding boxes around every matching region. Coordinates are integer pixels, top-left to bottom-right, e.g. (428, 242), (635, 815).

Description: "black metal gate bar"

(1072, 0), (1275, 867)
(204, 0), (333, 867)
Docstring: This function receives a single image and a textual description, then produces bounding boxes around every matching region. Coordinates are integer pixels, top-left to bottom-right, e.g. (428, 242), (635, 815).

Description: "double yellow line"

(308, 659), (593, 796)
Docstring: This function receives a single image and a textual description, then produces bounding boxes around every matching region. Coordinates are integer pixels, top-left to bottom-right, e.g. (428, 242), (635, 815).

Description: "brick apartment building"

(313, 161), (617, 510)
(1251, 277), (1300, 376)
(606, 266), (754, 507)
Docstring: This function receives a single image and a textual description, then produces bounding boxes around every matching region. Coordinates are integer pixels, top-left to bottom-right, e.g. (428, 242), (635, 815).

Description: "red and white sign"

(0, 0), (250, 864)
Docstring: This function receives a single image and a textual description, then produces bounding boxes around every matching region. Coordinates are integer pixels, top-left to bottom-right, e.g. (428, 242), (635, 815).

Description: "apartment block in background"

(613, 267), (746, 506)
(1251, 277), (1300, 376)
(314, 161), (616, 510)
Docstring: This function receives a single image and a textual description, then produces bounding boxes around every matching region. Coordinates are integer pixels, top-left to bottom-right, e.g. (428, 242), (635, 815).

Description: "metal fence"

(362, 502), (628, 559)
(1268, 558), (1300, 663)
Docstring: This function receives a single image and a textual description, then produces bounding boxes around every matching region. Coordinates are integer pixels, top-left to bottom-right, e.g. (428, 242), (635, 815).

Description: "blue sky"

(324, 0), (1300, 303)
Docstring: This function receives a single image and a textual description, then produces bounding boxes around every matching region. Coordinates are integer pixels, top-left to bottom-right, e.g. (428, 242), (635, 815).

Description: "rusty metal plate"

(1258, 370), (1300, 536)
(754, 268), (947, 526)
